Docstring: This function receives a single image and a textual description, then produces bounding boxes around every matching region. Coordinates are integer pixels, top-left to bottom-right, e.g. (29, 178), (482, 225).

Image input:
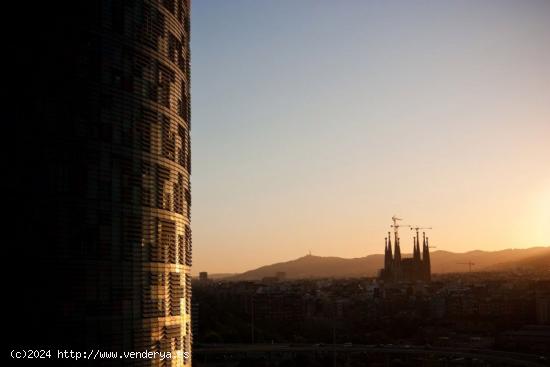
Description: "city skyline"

(191, 0), (550, 274)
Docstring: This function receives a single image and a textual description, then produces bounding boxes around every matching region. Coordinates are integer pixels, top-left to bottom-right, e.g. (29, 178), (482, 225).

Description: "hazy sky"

(191, 0), (550, 274)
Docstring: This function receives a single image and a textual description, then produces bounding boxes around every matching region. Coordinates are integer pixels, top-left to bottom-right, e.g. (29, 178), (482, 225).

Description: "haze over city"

(191, 0), (550, 274)
(6, 1), (549, 365)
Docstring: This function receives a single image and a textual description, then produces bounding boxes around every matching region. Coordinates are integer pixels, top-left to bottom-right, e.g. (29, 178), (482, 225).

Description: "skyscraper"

(6, 1), (192, 364)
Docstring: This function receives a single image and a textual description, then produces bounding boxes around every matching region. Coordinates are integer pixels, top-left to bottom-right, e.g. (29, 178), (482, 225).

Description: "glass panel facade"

(7, 1), (192, 365)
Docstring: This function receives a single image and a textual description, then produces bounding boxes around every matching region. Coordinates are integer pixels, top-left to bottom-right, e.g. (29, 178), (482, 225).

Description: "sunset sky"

(191, 0), (550, 274)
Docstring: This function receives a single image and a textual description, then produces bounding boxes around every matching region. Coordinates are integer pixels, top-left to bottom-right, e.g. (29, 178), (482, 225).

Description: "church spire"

(394, 236), (401, 263)
(413, 236), (421, 262)
(423, 232), (431, 281)
(384, 237), (390, 271)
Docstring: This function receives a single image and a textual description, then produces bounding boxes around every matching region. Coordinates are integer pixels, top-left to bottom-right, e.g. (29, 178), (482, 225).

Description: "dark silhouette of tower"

(383, 235), (391, 272)
(394, 237), (402, 276)
(380, 219), (431, 282)
(5, 0), (192, 364)
(423, 233), (432, 281)
(387, 232), (393, 266)
(413, 236), (421, 263)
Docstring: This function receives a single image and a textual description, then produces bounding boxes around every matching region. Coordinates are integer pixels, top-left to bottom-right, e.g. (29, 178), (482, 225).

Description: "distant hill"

(228, 247), (550, 280)
(193, 273), (237, 280)
(430, 247), (550, 273)
(484, 251), (550, 271)
(231, 255), (384, 280)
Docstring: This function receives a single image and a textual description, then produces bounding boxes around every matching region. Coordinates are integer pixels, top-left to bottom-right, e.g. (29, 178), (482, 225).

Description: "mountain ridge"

(227, 246), (550, 280)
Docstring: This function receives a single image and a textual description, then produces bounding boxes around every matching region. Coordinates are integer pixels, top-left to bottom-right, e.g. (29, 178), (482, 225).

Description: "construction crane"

(410, 226), (432, 243)
(457, 262), (476, 273)
(390, 215), (410, 241)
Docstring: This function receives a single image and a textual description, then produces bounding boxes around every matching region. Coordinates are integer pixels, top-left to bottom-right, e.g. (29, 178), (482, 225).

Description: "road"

(194, 343), (548, 366)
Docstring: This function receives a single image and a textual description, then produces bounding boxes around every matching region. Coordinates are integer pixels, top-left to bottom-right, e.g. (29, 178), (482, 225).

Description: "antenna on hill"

(308, 250), (312, 256)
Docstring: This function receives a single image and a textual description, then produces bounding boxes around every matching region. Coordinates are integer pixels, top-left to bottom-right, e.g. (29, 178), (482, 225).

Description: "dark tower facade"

(6, 1), (192, 365)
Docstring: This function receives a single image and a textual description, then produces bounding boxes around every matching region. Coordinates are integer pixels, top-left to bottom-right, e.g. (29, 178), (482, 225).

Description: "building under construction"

(380, 216), (432, 282)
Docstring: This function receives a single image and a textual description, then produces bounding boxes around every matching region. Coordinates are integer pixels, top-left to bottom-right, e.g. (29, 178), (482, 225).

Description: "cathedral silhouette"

(380, 217), (432, 282)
